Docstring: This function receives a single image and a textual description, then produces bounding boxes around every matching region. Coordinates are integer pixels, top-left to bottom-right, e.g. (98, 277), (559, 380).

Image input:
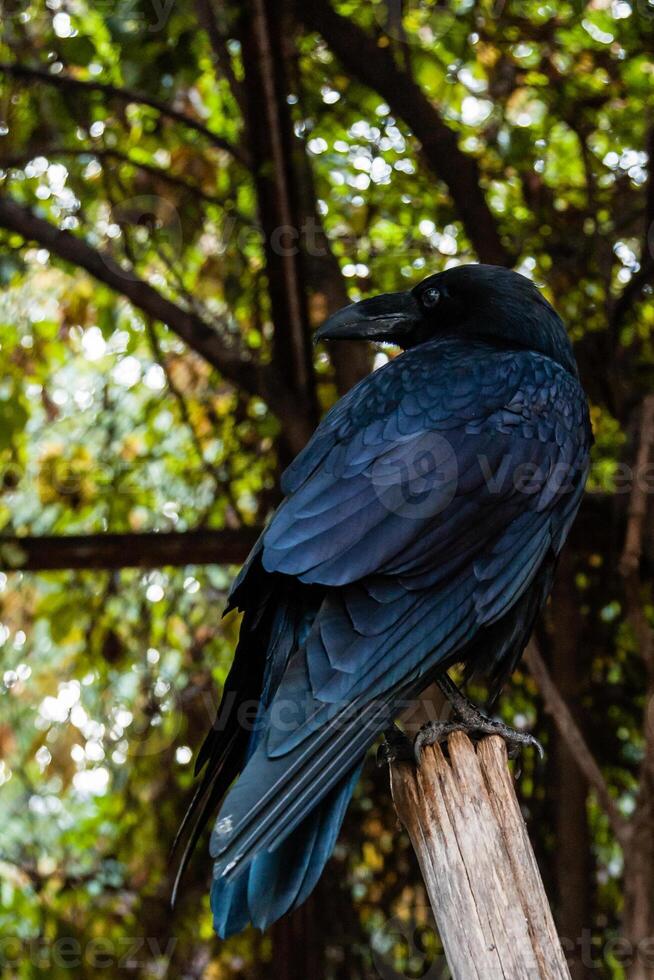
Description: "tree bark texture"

(390, 732), (571, 980)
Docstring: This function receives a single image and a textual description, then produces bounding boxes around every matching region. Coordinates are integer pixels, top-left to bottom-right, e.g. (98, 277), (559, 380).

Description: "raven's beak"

(315, 290), (422, 343)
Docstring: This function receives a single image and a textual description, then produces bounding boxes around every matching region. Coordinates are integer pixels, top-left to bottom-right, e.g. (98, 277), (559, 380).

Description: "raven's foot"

(413, 721), (468, 764)
(414, 716), (543, 765)
(426, 672), (544, 762)
(377, 724), (414, 766)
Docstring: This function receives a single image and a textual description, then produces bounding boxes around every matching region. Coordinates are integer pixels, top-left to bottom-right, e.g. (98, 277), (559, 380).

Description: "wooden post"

(390, 732), (571, 980)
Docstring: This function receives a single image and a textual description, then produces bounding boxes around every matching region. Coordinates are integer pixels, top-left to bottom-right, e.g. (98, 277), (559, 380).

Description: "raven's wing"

(261, 339), (587, 584)
(212, 339), (590, 881)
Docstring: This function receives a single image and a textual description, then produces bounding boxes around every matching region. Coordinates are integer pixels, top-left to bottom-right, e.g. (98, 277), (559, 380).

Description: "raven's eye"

(421, 287), (441, 309)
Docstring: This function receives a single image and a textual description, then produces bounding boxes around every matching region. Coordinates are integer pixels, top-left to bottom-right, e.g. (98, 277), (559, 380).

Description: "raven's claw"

(414, 716), (544, 765)
(377, 724), (414, 766)
(417, 672), (545, 764)
(413, 721), (466, 765)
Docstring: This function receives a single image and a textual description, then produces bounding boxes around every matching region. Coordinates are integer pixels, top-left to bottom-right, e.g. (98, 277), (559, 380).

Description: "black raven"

(175, 264), (591, 936)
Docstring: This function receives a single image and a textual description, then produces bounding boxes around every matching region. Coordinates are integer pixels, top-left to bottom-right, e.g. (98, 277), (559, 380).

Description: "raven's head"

(316, 264), (577, 375)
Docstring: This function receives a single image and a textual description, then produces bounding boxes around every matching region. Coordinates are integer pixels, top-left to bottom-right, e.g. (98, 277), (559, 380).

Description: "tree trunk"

(240, 0), (318, 458)
(390, 733), (571, 980)
(549, 556), (592, 979)
(280, 14), (371, 396)
(620, 395), (654, 980)
(270, 892), (322, 980)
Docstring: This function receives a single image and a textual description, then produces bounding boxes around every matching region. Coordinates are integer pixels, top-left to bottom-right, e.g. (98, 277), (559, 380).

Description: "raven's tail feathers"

(211, 761), (361, 937)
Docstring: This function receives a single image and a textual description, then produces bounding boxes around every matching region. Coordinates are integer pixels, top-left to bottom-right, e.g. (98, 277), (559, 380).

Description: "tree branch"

(619, 396), (654, 722)
(238, 1), (319, 456)
(194, 0), (248, 117)
(0, 146), (253, 216)
(609, 125), (654, 338)
(0, 195), (267, 399)
(296, 0), (511, 267)
(619, 393), (654, 792)
(616, 392), (654, 952)
(0, 61), (249, 166)
(620, 394), (654, 578)
(0, 529), (260, 572)
(523, 640), (630, 847)
(243, 1), (316, 403)
(609, 258), (654, 337)
(287, 38), (372, 393)
(144, 317), (245, 527)
(0, 493), (620, 576)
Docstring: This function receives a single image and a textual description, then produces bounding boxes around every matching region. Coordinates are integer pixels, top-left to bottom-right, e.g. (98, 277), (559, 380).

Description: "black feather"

(175, 264), (592, 937)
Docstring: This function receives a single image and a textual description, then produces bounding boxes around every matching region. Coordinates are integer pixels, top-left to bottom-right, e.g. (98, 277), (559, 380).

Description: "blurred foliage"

(0, 0), (653, 977)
